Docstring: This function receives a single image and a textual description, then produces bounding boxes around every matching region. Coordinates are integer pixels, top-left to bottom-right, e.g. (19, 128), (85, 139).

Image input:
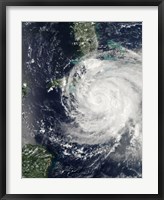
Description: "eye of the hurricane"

(61, 54), (142, 145)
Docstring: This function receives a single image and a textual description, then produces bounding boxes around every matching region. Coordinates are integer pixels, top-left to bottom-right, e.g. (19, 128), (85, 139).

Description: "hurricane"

(61, 50), (142, 149)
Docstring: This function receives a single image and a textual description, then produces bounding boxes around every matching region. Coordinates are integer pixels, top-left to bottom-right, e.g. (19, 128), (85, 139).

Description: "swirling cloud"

(61, 50), (142, 146)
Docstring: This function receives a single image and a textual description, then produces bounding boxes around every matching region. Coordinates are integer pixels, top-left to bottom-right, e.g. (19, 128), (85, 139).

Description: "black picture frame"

(0, 0), (163, 199)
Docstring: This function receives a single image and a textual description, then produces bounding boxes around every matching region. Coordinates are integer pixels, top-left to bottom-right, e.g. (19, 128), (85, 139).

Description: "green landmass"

(47, 79), (62, 88)
(22, 82), (28, 97)
(46, 79), (62, 92)
(22, 144), (53, 178)
(72, 22), (98, 56)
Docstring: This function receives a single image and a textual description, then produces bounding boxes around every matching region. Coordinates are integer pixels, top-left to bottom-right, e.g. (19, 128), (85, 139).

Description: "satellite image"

(22, 22), (142, 178)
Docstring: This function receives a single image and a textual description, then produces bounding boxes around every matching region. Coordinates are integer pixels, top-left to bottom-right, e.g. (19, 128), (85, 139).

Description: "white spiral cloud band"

(61, 50), (142, 146)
